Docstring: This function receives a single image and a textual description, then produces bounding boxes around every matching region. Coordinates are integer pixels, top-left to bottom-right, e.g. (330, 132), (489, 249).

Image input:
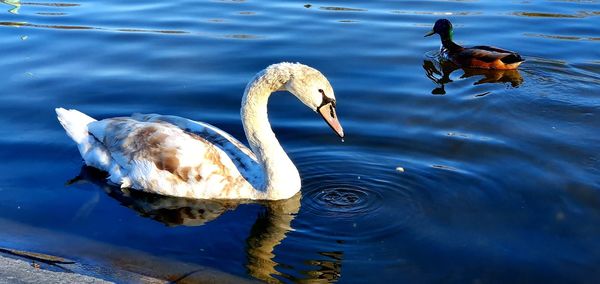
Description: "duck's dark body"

(428, 19), (524, 70)
(441, 44), (524, 70)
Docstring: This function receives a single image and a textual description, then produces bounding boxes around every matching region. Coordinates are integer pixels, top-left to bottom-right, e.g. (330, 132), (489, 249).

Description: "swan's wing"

(87, 116), (263, 199)
(130, 113), (259, 170)
(129, 114), (263, 188)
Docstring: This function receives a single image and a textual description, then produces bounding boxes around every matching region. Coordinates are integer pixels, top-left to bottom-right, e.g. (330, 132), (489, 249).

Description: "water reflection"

(245, 195), (342, 283)
(1, 0), (80, 14)
(524, 33), (600, 41)
(303, 251), (343, 282)
(423, 57), (523, 95)
(0, 21), (187, 34)
(512, 11), (596, 18)
(390, 10), (481, 16)
(69, 166), (341, 282)
(0, 1), (186, 34)
(319, 6), (366, 12)
(223, 34), (264, 39)
(69, 166), (240, 226)
(1, 0), (19, 14)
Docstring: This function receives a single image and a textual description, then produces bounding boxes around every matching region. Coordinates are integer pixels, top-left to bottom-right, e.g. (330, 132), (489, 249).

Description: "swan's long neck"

(240, 67), (301, 200)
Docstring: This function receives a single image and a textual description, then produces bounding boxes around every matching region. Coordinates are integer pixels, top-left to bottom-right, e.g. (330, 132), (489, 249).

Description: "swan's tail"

(56, 108), (96, 144)
(56, 108), (113, 172)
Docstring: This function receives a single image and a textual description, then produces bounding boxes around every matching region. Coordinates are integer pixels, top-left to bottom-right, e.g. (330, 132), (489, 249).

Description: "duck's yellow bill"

(424, 30), (435, 37)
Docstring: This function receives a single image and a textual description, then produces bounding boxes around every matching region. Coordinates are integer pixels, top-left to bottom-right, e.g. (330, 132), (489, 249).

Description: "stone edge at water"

(0, 255), (166, 284)
(0, 255), (115, 284)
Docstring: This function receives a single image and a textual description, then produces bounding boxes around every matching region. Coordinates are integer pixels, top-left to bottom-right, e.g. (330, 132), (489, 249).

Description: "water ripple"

(222, 33), (264, 39)
(303, 178), (383, 219)
(0, 21), (188, 34)
(319, 6), (367, 12)
(524, 32), (600, 41)
(512, 11), (599, 18)
(1, 0), (599, 282)
(291, 150), (428, 242)
(391, 10), (481, 16)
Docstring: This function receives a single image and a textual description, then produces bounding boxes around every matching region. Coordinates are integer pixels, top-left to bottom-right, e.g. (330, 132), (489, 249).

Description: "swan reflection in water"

(69, 166), (342, 283)
(423, 57), (523, 95)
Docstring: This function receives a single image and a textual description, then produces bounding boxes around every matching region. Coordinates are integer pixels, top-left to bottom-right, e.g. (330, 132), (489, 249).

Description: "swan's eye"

(318, 89), (325, 95)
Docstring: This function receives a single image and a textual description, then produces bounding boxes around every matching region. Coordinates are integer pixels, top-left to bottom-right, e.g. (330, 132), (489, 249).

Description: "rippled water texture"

(0, 0), (599, 282)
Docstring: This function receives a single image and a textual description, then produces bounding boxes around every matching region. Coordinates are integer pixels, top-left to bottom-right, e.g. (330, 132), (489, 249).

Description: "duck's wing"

(86, 115), (263, 199)
(464, 46), (524, 64)
(470, 45), (514, 54)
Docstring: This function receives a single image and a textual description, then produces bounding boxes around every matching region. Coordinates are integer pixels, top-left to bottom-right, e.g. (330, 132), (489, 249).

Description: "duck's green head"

(425, 19), (453, 39)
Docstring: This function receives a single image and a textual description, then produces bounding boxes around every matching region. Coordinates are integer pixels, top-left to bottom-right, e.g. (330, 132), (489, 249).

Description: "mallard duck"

(425, 19), (524, 70)
(56, 62), (344, 200)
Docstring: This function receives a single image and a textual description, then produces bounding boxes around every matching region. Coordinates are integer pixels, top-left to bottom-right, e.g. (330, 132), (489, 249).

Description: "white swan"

(56, 62), (343, 200)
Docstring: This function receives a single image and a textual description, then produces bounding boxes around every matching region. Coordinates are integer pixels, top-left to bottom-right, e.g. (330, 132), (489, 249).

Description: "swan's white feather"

(56, 108), (112, 170)
(57, 108), (265, 199)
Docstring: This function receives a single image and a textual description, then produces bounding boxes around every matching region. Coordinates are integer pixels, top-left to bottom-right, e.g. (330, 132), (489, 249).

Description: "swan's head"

(282, 63), (344, 138)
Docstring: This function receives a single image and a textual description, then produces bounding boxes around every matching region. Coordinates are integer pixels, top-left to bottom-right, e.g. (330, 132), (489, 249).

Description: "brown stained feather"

(103, 121), (195, 182)
(200, 135), (247, 198)
(99, 118), (252, 198)
(184, 128), (251, 173)
(178, 167), (191, 181)
(150, 126), (244, 198)
(156, 155), (180, 174)
(127, 126), (182, 179)
(129, 114), (260, 186)
(202, 142), (238, 197)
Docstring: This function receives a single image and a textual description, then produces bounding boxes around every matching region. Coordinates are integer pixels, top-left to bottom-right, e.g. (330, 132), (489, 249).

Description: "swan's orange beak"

(318, 102), (344, 138)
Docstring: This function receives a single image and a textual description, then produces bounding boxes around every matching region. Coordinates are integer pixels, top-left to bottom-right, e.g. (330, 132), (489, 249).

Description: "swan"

(56, 62), (343, 200)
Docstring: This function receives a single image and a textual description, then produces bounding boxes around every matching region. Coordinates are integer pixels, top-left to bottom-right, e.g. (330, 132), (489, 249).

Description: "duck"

(56, 62), (344, 200)
(425, 19), (524, 70)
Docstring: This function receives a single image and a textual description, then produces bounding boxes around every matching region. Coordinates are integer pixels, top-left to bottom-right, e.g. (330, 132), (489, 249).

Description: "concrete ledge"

(0, 255), (111, 284)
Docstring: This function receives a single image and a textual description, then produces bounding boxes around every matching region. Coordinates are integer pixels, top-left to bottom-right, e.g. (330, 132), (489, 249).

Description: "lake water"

(0, 0), (599, 282)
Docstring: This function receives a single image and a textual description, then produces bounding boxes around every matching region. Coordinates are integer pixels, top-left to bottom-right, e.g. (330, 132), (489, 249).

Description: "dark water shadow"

(69, 166), (342, 283)
(423, 57), (523, 95)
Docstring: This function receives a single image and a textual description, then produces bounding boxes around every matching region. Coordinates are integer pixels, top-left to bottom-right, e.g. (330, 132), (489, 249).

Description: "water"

(0, 0), (599, 282)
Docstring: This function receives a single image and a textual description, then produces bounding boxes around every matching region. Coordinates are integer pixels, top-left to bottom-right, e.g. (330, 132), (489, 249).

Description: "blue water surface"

(0, 0), (599, 282)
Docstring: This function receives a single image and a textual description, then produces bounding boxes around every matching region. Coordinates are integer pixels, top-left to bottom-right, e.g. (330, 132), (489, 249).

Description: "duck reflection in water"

(423, 57), (523, 95)
(69, 166), (342, 283)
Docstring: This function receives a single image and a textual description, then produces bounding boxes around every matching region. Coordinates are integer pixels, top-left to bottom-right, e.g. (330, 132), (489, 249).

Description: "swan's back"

(56, 109), (264, 199)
